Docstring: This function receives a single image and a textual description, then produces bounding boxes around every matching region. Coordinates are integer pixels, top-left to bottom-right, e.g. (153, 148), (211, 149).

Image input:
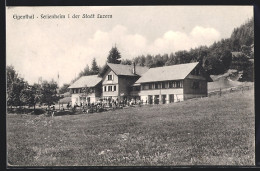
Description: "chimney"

(132, 62), (136, 74)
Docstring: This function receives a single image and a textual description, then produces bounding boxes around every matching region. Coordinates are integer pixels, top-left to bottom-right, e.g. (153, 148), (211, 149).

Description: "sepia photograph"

(6, 6), (255, 166)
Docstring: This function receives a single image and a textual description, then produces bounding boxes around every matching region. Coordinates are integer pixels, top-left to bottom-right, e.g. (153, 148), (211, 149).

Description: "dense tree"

(90, 58), (99, 75)
(79, 64), (90, 77)
(59, 83), (70, 94)
(144, 54), (154, 68)
(175, 50), (192, 64)
(121, 59), (132, 65)
(230, 18), (254, 51)
(239, 62), (254, 82)
(6, 65), (27, 108)
(20, 83), (42, 112)
(204, 56), (225, 75)
(107, 46), (121, 64)
(40, 80), (60, 108)
(153, 54), (165, 67)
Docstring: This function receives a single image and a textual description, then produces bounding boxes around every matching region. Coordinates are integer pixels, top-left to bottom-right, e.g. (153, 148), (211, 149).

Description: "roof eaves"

(183, 62), (199, 80)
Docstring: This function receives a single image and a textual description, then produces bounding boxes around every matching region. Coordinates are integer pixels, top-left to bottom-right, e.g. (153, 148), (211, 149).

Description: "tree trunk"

(33, 104), (36, 113)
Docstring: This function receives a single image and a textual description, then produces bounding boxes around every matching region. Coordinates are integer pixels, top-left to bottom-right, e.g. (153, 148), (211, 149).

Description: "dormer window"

(108, 75), (113, 80)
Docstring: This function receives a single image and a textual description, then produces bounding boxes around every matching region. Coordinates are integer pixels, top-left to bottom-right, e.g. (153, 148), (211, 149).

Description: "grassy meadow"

(7, 89), (255, 166)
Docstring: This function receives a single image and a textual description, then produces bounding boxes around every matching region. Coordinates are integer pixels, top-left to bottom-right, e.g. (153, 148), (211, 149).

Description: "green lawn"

(7, 90), (255, 166)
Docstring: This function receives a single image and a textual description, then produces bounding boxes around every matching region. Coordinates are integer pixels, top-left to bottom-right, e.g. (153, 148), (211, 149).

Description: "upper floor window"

(114, 85), (116, 91)
(108, 86), (113, 91)
(191, 68), (200, 76)
(149, 83), (153, 89)
(154, 83), (159, 89)
(162, 82), (165, 89)
(169, 81), (173, 88)
(108, 75), (113, 80)
(176, 81), (180, 88)
(143, 84), (149, 90)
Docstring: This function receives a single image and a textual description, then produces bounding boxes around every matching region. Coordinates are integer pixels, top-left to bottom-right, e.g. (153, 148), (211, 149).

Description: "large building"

(99, 63), (149, 102)
(133, 62), (213, 104)
(68, 75), (102, 105)
(69, 62), (212, 106)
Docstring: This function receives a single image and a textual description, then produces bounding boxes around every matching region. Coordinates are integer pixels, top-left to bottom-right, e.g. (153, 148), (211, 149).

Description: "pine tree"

(91, 58), (99, 75)
(107, 46), (121, 64)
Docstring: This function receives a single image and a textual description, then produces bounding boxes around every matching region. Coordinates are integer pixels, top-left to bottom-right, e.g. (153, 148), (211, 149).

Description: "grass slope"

(7, 90), (255, 166)
(208, 69), (253, 91)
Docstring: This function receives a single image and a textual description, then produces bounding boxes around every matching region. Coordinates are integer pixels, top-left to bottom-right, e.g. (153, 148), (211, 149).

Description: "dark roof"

(101, 63), (149, 76)
(68, 75), (101, 89)
(135, 62), (212, 83)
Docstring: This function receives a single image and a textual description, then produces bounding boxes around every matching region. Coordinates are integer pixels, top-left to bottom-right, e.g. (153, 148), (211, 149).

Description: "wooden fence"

(208, 85), (253, 97)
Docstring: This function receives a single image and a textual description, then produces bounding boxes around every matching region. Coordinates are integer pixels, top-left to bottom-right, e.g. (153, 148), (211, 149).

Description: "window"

(155, 83), (158, 89)
(143, 84), (149, 90)
(108, 75), (113, 80)
(104, 86), (106, 92)
(108, 86), (113, 91)
(176, 81), (180, 88)
(192, 68), (200, 76)
(192, 81), (200, 89)
(149, 83), (153, 89)
(173, 81), (176, 88)
(169, 82), (173, 88)
(162, 82), (165, 89)
(114, 85), (116, 91)
(180, 81), (183, 88)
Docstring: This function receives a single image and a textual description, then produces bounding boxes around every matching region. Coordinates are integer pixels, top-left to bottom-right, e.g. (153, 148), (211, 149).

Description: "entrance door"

(154, 95), (159, 104)
(148, 95), (153, 104)
(169, 94), (174, 103)
(162, 95), (166, 104)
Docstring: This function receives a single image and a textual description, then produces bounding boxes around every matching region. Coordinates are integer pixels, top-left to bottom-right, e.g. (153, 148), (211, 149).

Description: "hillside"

(7, 89), (254, 166)
(208, 69), (253, 91)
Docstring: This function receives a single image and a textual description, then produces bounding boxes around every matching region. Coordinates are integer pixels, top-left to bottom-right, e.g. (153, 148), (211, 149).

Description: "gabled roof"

(68, 75), (102, 89)
(135, 62), (212, 83)
(101, 63), (149, 77)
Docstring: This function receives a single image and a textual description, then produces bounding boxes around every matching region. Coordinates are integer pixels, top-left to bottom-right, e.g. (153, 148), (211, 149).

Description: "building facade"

(100, 63), (149, 102)
(69, 62), (212, 106)
(133, 62), (212, 104)
(68, 75), (102, 105)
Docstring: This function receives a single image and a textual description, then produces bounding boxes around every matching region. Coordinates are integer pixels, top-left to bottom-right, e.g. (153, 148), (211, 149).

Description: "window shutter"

(112, 75), (114, 80)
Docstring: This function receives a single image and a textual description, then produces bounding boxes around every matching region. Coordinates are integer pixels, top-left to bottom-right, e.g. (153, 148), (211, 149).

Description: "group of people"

(69, 98), (143, 113)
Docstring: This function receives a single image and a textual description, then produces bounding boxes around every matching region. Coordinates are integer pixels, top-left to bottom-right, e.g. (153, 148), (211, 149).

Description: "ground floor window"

(161, 95), (166, 104)
(169, 94), (174, 103)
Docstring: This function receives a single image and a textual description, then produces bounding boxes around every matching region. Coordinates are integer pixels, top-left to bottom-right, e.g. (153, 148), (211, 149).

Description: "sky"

(6, 6), (253, 86)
